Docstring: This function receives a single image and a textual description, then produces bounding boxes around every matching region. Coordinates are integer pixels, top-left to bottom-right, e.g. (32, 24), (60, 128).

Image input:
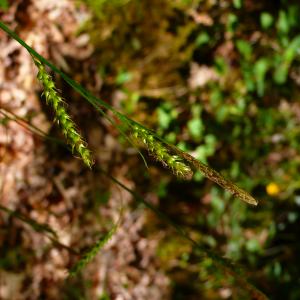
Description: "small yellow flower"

(266, 183), (280, 196)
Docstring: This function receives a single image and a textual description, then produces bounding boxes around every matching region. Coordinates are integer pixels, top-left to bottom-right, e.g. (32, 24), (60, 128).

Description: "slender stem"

(0, 204), (78, 255)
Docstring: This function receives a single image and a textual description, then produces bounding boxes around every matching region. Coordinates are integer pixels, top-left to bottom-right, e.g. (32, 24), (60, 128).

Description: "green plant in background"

(77, 1), (300, 298)
(81, 0), (131, 18)
(273, 35), (300, 84)
(0, 0), (8, 10)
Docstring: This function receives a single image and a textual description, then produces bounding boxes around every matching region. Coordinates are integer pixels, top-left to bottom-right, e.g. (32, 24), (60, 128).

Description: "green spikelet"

(33, 58), (93, 168)
(132, 125), (193, 179)
(69, 224), (117, 276)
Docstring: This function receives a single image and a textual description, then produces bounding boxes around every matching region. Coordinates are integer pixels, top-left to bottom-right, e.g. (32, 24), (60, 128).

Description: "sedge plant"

(0, 21), (267, 299)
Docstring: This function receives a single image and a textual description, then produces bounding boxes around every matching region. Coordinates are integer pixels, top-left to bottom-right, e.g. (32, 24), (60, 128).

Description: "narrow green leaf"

(254, 58), (269, 96)
(277, 10), (289, 35)
(0, 204), (58, 238)
(236, 40), (252, 60)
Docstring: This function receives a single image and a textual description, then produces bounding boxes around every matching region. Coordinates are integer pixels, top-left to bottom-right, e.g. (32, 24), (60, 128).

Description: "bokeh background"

(1, 0), (300, 299)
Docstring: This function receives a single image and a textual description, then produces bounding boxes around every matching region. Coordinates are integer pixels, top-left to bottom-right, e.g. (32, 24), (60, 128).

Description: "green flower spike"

(69, 223), (118, 276)
(33, 58), (93, 168)
(132, 125), (193, 179)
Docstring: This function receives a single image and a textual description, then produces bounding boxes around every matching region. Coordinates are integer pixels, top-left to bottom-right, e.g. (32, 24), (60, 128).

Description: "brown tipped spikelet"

(33, 58), (93, 168)
(132, 124), (193, 179)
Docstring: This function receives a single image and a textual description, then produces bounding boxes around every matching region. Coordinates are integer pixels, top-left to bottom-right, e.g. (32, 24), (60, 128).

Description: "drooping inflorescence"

(132, 124), (193, 179)
(33, 58), (93, 168)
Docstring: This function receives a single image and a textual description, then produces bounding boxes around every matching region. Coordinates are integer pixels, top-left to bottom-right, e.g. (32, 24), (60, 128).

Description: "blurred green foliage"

(0, 0), (8, 10)
(80, 0), (300, 298)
